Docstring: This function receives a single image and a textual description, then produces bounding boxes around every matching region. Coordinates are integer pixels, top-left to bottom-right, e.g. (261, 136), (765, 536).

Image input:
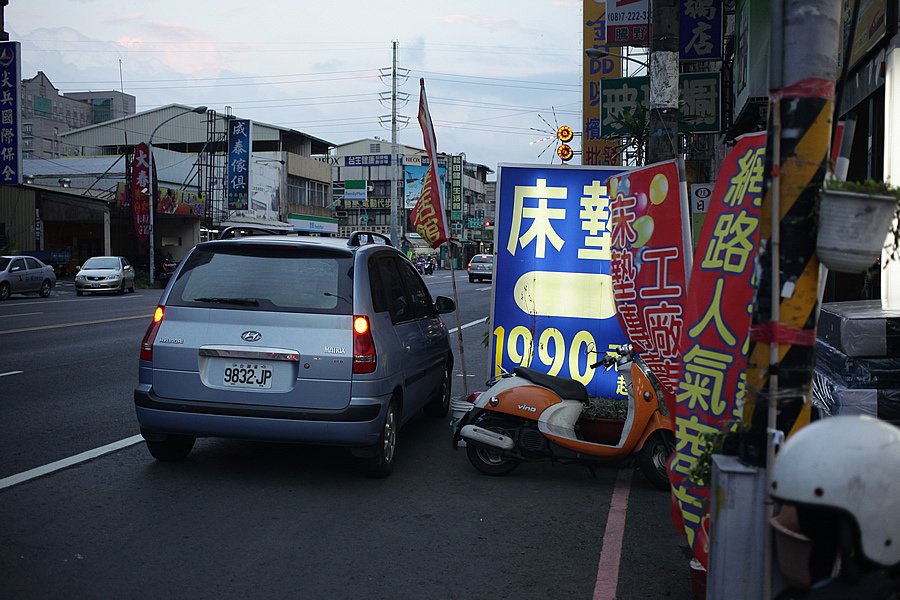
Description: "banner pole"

(447, 242), (469, 398)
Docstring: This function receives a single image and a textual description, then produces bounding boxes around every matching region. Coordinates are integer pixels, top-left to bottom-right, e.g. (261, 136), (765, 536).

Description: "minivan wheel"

(145, 434), (195, 461)
(424, 364), (451, 418)
(360, 400), (398, 478)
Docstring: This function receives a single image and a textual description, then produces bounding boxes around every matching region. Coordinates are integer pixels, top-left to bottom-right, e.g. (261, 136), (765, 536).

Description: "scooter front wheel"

(466, 440), (519, 476)
(639, 431), (675, 490)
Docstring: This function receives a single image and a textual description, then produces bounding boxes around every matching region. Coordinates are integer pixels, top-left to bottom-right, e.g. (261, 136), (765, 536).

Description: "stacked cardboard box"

(814, 301), (900, 424)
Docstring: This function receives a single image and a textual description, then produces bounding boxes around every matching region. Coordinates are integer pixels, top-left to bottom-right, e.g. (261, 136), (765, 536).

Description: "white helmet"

(770, 415), (900, 567)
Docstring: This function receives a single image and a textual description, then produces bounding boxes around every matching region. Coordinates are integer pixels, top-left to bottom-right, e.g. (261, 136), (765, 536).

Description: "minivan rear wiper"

(192, 296), (260, 306)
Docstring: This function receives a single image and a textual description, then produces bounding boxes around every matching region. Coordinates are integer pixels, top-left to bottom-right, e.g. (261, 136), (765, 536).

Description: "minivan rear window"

(166, 245), (354, 315)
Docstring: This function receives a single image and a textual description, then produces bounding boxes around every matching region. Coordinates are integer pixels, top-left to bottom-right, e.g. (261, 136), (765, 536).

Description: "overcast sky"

(8, 0), (586, 175)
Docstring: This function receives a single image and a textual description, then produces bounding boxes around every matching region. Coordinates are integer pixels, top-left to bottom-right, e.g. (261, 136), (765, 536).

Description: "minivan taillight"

(353, 315), (376, 374)
(140, 306), (164, 362)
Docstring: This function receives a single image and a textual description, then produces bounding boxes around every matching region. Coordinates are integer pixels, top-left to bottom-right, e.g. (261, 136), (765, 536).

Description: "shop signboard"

(608, 159), (691, 408)
(601, 72), (722, 136)
(0, 42), (22, 185)
(227, 119), (251, 210)
(131, 142), (151, 244)
(344, 179), (367, 201)
(403, 164), (447, 209)
(606, 0), (650, 47)
(583, 0), (623, 166)
(492, 164), (629, 400)
(670, 131), (766, 569)
(680, 0), (724, 61)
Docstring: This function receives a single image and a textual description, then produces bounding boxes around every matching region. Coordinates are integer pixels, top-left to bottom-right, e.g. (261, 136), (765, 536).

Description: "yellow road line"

(0, 314), (152, 335)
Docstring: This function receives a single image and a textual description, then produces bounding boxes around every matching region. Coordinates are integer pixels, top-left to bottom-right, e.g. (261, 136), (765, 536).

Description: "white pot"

(816, 189), (898, 273)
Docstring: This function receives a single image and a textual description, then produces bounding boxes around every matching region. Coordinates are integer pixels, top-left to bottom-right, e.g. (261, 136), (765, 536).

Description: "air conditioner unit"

(334, 210), (348, 218)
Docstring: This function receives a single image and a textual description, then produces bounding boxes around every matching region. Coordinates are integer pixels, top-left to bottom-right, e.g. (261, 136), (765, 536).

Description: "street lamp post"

(147, 105), (207, 285)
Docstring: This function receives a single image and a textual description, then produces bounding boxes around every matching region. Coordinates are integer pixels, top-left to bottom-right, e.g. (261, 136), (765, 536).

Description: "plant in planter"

(817, 178), (900, 273)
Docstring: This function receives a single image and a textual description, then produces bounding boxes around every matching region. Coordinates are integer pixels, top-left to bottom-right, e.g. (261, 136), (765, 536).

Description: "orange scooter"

(453, 344), (675, 489)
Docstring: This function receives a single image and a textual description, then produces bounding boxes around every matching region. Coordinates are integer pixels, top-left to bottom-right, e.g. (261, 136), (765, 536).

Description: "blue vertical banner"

(227, 118), (251, 210)
(680, 0), (724, 61)
(0, 42), (22, 185)
(491, 164), (630, 400)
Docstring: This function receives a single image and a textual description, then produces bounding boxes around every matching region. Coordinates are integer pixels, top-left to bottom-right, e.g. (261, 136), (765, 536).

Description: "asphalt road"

(0, 272), (693, 599)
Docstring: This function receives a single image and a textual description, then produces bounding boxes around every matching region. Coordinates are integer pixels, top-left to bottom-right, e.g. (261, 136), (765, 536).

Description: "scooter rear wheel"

(465, 422), (519, 476)
(639, 431), (675, 490)
(466, 441), (519, 476)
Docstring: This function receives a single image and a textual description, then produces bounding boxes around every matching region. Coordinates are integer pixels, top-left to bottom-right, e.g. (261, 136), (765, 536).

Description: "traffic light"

(557, 144), (574, 162)
(556, 125), (574, 143)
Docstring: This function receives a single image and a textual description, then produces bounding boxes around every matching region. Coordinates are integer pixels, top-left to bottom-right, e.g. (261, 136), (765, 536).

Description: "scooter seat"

(513, 367), (589, 402)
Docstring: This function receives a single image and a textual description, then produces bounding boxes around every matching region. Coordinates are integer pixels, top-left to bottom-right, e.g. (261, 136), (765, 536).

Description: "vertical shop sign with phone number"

(492, 165), (629, 400)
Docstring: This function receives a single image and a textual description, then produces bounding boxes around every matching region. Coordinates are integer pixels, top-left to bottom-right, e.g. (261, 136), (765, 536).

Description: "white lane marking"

(0, 434), (144, 491)
(0, 312), (42, 318)
(0, 313), (152, 335)
(476, 286), (492, 291)
(0, 370), (24, 377)
(447, 317), (488, 334)
(0, 295), (146, 307)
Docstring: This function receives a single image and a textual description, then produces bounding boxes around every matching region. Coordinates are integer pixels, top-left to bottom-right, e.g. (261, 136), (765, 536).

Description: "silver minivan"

(134, 230), (455, 477)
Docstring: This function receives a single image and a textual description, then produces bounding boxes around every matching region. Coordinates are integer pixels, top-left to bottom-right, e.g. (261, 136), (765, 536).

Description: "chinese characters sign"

(608, 160), (690, 407)
(227, 119), (251, 210)
(600, 72), (722, 136)
(157, 187), (206, 216)
(451, 154), (463, 221)
(670, 131), (766, 569)
(0, 42), (22, 185)
(131, 143), (151, 244)
(492, 165), (629, 400)
(583, 0), (623, 166)
(680, 0), (724, 61)
(606, 0), (650, 47)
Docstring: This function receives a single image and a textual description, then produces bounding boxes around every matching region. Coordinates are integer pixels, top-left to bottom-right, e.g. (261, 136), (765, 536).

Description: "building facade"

(20, 71), (136, 159)
(326, 138), (493, 264)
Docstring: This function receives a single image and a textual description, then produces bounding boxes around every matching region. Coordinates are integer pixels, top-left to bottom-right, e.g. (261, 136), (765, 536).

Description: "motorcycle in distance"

(453, 344), (675, 489)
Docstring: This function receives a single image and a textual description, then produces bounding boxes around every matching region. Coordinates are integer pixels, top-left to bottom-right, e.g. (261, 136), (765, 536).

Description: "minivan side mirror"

(434, 296), (456, 314)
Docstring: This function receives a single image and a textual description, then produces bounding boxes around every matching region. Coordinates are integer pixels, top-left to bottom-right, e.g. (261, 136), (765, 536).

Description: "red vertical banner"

(131, 142), (151, 244)
(670, 131), (766, 569)
(411, 79), (449, 249)
(608, 159), (690, 410)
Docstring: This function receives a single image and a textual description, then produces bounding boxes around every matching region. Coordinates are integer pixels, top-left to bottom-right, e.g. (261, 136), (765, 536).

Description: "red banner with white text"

(131, 142), (151, 244)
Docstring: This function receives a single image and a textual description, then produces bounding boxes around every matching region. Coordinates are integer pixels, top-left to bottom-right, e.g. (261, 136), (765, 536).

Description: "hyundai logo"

(241, 331), (262, 342)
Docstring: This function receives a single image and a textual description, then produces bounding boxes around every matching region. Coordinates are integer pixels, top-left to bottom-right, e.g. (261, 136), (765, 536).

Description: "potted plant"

(816, 178), (900, 273)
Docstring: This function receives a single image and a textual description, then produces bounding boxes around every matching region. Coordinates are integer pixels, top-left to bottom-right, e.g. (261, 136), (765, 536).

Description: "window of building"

(23, 123), (32, 134)
(371, 180), (391, 197)
(369, 143), (381, 154)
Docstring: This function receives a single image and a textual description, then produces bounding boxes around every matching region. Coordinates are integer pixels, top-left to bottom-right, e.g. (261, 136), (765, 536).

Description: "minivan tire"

(424, 364), (451, 418)
(360, 400), (398, 478)
(145, 434), (196, 461)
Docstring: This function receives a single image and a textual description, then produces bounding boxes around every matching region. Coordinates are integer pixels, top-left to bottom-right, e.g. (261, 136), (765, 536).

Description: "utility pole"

(646, 0), (679, 164)
(390, 40), (401, 247)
